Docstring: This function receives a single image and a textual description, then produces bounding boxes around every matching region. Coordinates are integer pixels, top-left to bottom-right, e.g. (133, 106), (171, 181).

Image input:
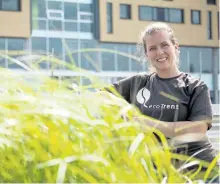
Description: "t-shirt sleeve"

(187, 83), (213, 130)
(112, 76), (133, 103)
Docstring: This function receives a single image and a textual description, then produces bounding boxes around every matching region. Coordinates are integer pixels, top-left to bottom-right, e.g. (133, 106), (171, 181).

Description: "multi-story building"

(0, 0), (219, 103)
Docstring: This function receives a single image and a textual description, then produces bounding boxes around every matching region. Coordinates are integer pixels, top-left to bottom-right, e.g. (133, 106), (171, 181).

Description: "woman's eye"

(149, 47), (156, 51)
(162, 44), (169, 48)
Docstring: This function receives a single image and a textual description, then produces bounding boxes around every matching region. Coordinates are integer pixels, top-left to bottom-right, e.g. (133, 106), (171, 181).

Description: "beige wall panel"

(100, 0), (219, 47)
(0, 0), (31, 38)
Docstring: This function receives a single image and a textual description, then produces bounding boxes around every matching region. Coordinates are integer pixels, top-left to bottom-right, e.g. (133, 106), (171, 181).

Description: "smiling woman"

(108, 22), (219, 183)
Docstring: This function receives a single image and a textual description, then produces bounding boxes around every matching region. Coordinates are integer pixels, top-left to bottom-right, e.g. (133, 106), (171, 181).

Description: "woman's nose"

(157, 48), (164, 55)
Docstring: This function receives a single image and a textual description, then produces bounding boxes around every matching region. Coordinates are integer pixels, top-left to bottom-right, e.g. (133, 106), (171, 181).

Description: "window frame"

(191, 10), (201, 25)
(207, 0), (216, 5)
(0, 0), (21, 12)
(138, 5), (153, 21)
(107, 2), (113, 33)
(120, 4), (132, 20)
(168, 8), (184, 23)
(138, 5), (184, 24)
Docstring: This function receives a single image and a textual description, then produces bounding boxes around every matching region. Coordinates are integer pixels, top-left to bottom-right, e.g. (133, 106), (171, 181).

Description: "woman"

(110, 22), (219, 182)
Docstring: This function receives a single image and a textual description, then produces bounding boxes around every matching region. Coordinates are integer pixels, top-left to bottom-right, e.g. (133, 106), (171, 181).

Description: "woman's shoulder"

(181, 72), (208, 94)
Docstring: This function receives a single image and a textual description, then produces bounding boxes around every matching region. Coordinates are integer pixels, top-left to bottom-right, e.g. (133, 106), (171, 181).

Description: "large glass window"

(64, 39), (79, 68)
(116, 44), (130, 71)
(188, 47), (200, 73)
(120, 4), (131, 19)
(107, 2), (113, 33)
(0, 38), (6, 67)
(179, 47), (189, 72)
(139, 6), (153, 21)
(64, 2), (77, 20)
(32, 37), (48, 69)
(48, 1), (62, 10)
(49, 38), (63, 69)
(191, 10), (201, 24)
(49, 20), (62, 31)
(101, 44), (115, 71)
(32, 0), (46, 18)
(7, 38), (27, 69)
(80, 23), (93, 32)
(79, 3), (92, 12)
(201, 48), (212, 73)
(0, 0), (20, 11)
(80, 40), (98, 71)
(64, 22), (77, 32)
(130, 45), (143, 72)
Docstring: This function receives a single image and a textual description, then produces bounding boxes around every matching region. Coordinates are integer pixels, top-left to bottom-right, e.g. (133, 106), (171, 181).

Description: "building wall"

(0, 0), (219, 103)
(99, 0), (219, 47)
(0, 0), (31, 38)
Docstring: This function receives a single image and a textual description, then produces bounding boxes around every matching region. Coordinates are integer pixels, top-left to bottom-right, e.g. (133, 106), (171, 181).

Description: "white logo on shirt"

(136, 88), (179, 109)
(136, 88), (151, 105)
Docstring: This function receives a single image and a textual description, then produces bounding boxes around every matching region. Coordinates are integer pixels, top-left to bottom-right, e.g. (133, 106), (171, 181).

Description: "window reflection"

(32, 37), (48, 69)
(117, 44), (130, 71)
(7, 38), (27, 69)
(101, 44), (115, 71)
(64, 2), (77, 20)
(0, 38), (6, 67)
(64, 39), (79, 68)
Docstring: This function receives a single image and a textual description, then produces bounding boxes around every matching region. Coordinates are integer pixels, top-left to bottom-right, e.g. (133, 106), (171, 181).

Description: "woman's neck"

(156, 67), (181, 79)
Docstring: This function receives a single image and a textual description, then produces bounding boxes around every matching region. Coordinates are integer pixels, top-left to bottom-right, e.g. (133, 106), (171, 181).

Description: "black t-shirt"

(113, 72), (216, 162)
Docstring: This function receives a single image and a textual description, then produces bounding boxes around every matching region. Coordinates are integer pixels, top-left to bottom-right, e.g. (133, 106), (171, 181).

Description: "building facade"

(0, 0), (219, 103)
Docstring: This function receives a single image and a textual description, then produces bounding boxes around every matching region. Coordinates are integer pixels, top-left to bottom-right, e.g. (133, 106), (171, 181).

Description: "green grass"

(0, 50), (219, 183)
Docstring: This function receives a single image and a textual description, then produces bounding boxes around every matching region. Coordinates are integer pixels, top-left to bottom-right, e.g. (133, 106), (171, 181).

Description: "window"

(0, 0), (20, 11)
(80, 3), (93, 12)
(139, 6), (153, 21)
(49, 20), (62, 31)
(138, 6), (184, 23)
(49, 38), (63, 61)
(107, 2), (113, 33)
(48, 1), (62, 10)
(207, 11), (212, 39)
(64, 2), (77, 20)
(201, 48), (212, 73)
(191, 10), (201, 24)
(218, 12), (219, 39)
(188, 47), (201, 73)
(169, 8), (183, 23)
(120, 4), (131, 19)
(64, 22), (78, 32)
(153, 8), (169, 21)
(116, 44), (130, 71)
(32, 37), (48, 69)
(80, 23), (93, 32)
(7, 38), (27, 69)
(0, 38), (6, 67)
(32, 0), (46, 18)
(80, 40), (98, 71)
(207, 0), (216, 5)
(101, 44), (115, 71)
(64, 39), (79, 67)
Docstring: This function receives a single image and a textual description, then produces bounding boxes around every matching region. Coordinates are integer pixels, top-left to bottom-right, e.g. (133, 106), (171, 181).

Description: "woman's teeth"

(157, 58), (167, 62)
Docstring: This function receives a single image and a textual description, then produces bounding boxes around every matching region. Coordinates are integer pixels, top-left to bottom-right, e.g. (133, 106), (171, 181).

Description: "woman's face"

(145, 30), (179, 72)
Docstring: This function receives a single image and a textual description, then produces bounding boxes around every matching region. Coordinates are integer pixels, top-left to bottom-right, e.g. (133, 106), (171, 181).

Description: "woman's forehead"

(145, 31), (171, 46)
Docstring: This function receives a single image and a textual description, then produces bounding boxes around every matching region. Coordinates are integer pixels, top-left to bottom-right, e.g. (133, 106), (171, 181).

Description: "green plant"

(0, 49), (219, 183)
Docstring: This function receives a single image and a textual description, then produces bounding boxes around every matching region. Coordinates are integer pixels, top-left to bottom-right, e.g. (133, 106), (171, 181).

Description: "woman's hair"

(137, 22), (180, 73)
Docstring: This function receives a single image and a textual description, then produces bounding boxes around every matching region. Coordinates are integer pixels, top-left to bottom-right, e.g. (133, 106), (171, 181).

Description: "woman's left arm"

(138, 83), (212, 138)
